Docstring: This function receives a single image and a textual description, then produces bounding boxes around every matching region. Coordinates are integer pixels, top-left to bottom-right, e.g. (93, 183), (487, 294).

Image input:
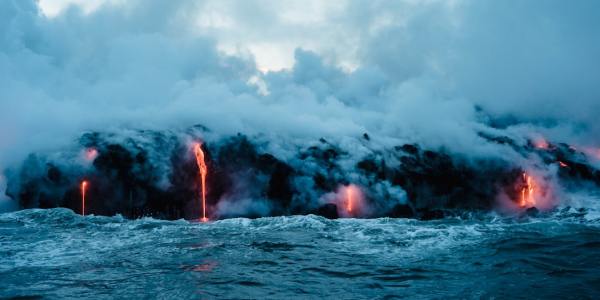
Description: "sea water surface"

(1, 208), (599, 299)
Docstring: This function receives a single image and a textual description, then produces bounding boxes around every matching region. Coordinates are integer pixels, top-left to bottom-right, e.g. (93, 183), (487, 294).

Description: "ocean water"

(1, 208), (599, 299)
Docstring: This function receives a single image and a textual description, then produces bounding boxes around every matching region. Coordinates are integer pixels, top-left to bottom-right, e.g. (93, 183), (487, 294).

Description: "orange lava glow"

(520, 173), (535, 208)
(346, 186), (353, 213)
(339, 184), (362, 217)
(81, 180), (88, 216)
(533, 137), (549, 150)
(85, 148), (98, 161)
(193, 143), (209, 222)
(191, 261), (218, 272)
(582, 147), (600, 160)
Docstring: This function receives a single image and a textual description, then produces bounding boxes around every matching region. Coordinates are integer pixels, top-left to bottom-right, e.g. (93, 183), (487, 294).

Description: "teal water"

(1, 208), (599, 299)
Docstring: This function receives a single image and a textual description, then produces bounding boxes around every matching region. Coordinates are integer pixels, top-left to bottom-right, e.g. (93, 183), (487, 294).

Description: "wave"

(2, 208), (599, 298)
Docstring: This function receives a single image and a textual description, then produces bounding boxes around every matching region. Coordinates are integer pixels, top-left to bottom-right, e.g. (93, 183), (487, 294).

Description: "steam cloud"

(1, 0), (600, 214)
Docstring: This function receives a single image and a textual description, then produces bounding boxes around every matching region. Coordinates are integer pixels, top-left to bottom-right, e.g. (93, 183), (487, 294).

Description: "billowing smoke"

(1, 0), (600, 217)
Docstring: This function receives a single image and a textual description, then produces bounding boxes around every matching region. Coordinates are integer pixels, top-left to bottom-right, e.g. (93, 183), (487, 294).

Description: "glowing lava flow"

(533, 137), (549, 149)
(193, 143), (209, 222)
(85, 148), (98, 161)
(81, 180), (88, 216)
(346, 186), (353, 213)
(520, 173), (535, 208)
(582, 147), (600, 161)
(341, 184), (362, 217)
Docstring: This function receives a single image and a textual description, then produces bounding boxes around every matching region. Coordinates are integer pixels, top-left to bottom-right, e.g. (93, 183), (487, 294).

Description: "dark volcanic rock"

(315, 203), (339, 219)
(267, 161), (295, 208)
(7, 130), (600, 221)
(363, 133), (370, 141)
(397, 144), (418, 155)
(418, 209), (446, 221)
(389, 204), (415, 218)
(389, 145), (517, 211)
(525, 207), (540, 217)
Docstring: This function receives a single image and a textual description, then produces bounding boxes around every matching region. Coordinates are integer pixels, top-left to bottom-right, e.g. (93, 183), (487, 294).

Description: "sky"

(2, 0), (600, 175)
(38, 0), (357, 72)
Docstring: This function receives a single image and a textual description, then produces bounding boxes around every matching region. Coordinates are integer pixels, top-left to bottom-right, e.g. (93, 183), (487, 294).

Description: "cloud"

(1, 0), (600, 182)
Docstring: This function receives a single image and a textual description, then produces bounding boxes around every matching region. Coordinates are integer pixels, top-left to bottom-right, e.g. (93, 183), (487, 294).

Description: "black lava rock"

(316, 203), (339, 219)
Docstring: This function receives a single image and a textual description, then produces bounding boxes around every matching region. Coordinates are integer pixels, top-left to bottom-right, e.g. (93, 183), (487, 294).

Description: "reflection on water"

(187, 261), (218, 272)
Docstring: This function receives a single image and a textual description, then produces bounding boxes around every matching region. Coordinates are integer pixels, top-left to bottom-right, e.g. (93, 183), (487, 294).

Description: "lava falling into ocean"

(346, 186), (353, 213)
(193, 143), (209, 222)
(339, 184), (362, 217)
(5, 127), (600, 220)
(520, 173), (536, 208)
(81, 180), (88, 216)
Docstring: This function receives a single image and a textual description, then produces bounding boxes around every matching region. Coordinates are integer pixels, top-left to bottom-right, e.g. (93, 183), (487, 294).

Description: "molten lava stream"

(193, 143), (209, 222)
(81, 180), (88, 216)
(342, 184), (363, 217)
(533, 136), (549, 150)
(520, 173), (535, 208)
(85, 148), (98, 161)
(346, 186), (353, 214)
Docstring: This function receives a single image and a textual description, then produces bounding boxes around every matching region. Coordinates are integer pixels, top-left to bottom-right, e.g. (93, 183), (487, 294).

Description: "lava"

(81, 180), (88, 216)
(193, 143), (209, 222)
(346, 186), (353, 213)
(533, 137), (549, 150)
(85, 148), (98, 161)
(339, 184), (362, 217)
(520, 173), (535, 208)
(582, 147), (600, 161)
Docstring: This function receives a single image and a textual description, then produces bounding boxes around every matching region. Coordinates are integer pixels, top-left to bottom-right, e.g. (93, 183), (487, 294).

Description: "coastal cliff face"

(6, 128), (600, 220)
